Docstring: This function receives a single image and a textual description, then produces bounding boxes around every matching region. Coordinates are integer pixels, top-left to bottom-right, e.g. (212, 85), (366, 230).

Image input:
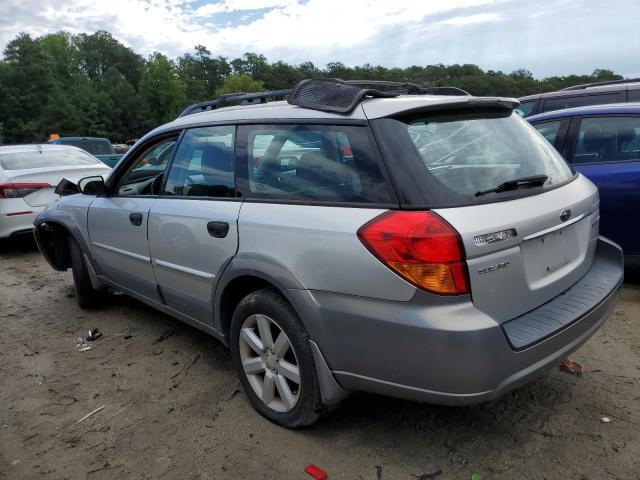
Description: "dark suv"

(517, 79), (640, 118)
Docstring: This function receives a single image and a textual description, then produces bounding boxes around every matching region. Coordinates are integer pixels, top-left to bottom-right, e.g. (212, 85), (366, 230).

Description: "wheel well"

(219, 275), (277, 337)
(36, 222), (72, 270)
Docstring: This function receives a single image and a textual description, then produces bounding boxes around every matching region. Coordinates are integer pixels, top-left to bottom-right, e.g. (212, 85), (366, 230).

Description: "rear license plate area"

(535, 229), (570, 274)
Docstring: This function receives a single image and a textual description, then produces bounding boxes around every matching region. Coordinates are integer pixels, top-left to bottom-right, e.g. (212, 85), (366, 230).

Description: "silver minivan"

(34, 80), (623, 427)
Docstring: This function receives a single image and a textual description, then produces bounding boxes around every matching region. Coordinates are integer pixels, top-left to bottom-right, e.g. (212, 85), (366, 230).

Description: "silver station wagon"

(34, 79), (623, 427)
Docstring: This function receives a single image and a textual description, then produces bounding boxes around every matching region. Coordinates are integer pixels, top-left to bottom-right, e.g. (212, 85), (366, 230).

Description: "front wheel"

(230, 288), (324, 428)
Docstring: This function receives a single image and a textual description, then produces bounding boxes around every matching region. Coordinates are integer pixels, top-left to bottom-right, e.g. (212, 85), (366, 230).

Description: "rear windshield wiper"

(475, 174), (548, 197)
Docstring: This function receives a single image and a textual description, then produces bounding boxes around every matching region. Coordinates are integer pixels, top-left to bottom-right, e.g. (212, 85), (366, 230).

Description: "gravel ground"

(1, 235), (639, 480)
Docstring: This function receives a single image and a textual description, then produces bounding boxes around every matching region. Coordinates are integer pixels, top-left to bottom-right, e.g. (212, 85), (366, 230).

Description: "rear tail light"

(357, 211), (470, 295)
(0, 183), (50, 199)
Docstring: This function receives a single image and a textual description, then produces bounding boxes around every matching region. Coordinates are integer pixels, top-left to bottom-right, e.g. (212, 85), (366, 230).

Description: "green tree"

(140, 53), (186, 126)
(0, 29), (631, 145)
(177, 45), (231, 104)
(1, 33), (54, 142)
(215, 74), (265, 96)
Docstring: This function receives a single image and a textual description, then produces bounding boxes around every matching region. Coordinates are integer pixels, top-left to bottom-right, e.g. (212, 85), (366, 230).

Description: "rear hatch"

(435, 177), (599, 321)
(368, 101), (599, 322)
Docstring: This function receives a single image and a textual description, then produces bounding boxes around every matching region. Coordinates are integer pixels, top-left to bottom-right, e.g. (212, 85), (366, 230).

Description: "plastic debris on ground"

(75, 337), (91, 352)
(304, 464), (328, 480)
(414, 470), (443, 479)
(86, 328), (102, 342)
(600, 416), (611, 423)
(560, 358), (584, 376)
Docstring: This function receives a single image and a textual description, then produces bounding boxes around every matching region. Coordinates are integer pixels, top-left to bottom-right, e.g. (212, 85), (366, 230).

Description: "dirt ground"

(0, 236), (639, 480)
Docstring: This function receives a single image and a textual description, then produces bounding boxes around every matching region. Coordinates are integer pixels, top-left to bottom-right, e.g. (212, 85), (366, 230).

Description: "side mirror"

(78, 176), (105, 195)
(55, 178), (80, 196)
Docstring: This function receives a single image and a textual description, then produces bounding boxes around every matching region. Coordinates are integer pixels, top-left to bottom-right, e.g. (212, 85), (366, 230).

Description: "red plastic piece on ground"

(304, 464), (328, 480)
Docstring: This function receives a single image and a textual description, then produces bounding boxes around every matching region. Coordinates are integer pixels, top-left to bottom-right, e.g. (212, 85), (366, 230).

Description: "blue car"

(528, 103), (640, 265)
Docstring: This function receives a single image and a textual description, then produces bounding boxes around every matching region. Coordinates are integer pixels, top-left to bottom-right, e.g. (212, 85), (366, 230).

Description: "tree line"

(0, 30), (624, 145)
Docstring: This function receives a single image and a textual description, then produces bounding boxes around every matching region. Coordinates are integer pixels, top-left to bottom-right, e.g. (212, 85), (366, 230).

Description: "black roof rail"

(178, 89), (291, 117)
(559, 77), (640, 91)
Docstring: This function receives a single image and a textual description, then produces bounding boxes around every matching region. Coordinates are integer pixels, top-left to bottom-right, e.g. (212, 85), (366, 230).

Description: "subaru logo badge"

(560, 209), (571, 222)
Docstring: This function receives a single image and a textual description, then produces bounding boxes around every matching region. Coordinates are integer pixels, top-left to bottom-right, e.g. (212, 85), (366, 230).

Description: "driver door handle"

(207, 221), (229, 238)
(129, 212), (143, 226)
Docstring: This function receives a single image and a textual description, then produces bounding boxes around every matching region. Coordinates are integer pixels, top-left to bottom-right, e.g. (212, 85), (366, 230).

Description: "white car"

(0, 144), (111, 238)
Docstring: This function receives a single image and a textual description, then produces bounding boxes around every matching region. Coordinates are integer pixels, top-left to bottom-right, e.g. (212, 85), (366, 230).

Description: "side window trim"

(553, 118), (571, 152)
(105, 130), (182, 195)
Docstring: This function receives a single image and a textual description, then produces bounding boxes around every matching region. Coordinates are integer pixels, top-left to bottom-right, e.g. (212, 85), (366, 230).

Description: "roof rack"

(177, 79), (471, 117)
(344, 80), (470, 96)
(560, 77), (640, 91)
(178, 89), (291, 117)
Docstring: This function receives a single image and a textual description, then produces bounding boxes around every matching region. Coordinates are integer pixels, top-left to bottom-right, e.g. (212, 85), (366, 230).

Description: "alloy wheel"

(238, 314), (301, 412)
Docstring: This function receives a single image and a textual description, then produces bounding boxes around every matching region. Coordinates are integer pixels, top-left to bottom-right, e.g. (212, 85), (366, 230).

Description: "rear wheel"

(68, 236), (101, 308)
(230, 288), (324, 428)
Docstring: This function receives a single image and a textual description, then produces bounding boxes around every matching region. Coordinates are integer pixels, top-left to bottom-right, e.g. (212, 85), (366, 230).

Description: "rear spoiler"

(362, 96), (521, 120)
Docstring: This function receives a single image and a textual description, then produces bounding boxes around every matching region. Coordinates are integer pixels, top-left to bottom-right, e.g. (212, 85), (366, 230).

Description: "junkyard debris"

(560, 358), (584, 376)
(87, 328), (102, 342)
(304, 464), (328, 480)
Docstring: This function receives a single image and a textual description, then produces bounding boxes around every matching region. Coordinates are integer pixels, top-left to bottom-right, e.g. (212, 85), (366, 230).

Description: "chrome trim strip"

(523, 212), (587, 241)
(152, 258), (215, 280)
(92, 242), (150, 262)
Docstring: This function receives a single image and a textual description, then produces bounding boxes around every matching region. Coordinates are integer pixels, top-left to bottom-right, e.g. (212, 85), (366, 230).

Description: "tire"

(68, 236), (101, 308)
(230, 288), (324, 428)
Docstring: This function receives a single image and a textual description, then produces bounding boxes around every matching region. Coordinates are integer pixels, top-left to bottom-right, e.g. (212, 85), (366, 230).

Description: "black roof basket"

(287, 78), (471, 113)
(560, 77), (640, 91)
(178, 89), (291, 117)
(343, 80), (470, 97)
(177, 79), (471, 117)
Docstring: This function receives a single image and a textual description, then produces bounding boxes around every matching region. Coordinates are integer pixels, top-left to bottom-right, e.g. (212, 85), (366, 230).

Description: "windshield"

(0, 149), (102, 170)
(58, 139), (114, 155)
(398, 110), (573, 204)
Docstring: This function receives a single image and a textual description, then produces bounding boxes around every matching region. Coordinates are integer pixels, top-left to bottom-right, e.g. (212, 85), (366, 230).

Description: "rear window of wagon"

(371, 109), (575, 207)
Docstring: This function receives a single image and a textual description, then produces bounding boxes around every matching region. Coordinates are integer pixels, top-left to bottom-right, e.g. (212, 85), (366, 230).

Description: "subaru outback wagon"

(34, 79), (623, 428)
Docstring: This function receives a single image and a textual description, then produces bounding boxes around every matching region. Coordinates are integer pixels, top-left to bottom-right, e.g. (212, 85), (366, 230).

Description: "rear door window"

(571, 116), (640, 164)
(628, 89), (640, 102)
(237, 125), (394, 204)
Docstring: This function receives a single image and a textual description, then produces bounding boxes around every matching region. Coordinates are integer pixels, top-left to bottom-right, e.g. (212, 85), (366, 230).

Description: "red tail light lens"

(0, 183), (51, 199)
(357, 211), (470, 295)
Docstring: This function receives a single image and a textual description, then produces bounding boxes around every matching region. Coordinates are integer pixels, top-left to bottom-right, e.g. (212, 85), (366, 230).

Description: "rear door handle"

(129, 212), (143, 226)
(207, 221), (229, 238)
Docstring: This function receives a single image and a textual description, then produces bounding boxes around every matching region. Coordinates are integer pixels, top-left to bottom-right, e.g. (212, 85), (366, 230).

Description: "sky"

(0, 0), (638, 78)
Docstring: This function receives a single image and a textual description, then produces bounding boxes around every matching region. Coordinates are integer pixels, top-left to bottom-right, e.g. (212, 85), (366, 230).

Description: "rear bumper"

(291, 237), (623, 405)
(0, 211), (39, 238)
